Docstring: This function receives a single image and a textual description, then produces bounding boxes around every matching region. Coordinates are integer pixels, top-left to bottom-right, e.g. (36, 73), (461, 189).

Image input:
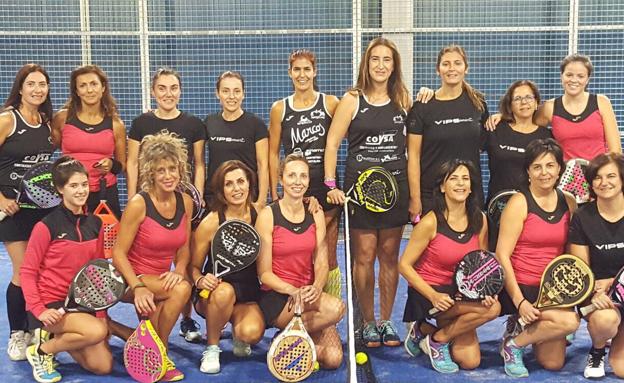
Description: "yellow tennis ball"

(355, 352), (368, 365)
(313, 361), (320, 371)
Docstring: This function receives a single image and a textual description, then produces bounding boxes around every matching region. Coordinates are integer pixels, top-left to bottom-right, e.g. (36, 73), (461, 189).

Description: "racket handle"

(428, 307), (440, 316)
(0, 211), (7, 222)
(199, 289), (210, 299)
(579, 304), (597, 317)
(517, 317), (527, 327)
(57, 308), (66, 315)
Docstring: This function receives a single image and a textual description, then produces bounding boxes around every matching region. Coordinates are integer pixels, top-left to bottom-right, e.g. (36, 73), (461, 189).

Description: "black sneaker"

(584, 347), (606, 379)
(179, 317), (202, 343)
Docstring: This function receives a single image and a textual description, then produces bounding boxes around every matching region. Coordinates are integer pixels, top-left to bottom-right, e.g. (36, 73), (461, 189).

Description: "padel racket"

(328, 166), (398, 213)
(558, 158), (590, 204)
(94, 177), (119, 259)
(176, 181), (205, 227)
(57, 259), (127, 314)
(487, 189), (517, 230)
(267, 298), (317, 382)
(0, 161), (61, 221)
(518, 254), (594, 326)
(124, 318), (167, 383)
(198, 219), (260, 299)
(429, 250), (504, 316)
(580, 265), (624, 317)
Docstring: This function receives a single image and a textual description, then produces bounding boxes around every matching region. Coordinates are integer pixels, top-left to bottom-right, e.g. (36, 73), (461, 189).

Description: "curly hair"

(138, 130), (190, 192)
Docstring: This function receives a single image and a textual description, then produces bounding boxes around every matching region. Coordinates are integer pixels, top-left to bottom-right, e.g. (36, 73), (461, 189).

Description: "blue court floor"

(1, 241), (621, 382)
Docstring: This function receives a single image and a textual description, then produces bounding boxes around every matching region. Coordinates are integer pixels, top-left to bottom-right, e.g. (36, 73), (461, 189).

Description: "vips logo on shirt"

(595, 242), (624, 250)
(210, 136), (245, 143)
(310, 109), (325, 119)
(434, 117), (473, 126)
(499, 145), (525, 153)
(291, 124), (325, 147)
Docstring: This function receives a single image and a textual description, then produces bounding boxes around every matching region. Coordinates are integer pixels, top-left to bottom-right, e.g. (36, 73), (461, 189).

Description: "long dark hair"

(432, 159), (483, 234)
(210, 160), (256, 216)
(64, 65), (118, 120)
(2, 63), (53, 123)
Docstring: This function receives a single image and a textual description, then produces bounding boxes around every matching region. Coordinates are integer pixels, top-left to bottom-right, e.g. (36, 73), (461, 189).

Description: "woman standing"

(325, 37), (410, 347)
(399, 159), (499, 373)
(269, 49), (341, 298)
(569, 153), (624, 379)
(127, 67), (206, 201)
(112, 132), (193, 382)
(496, 138), (579, 378)
(51, 65), (126, 218)
(257, 154), (344, 369)
(0, 64), (54, 361)
(205, 71), (268, 209)
(21, 156), (111, 383)
(191, 160), (264, 374)
(407, 44), (489, 219)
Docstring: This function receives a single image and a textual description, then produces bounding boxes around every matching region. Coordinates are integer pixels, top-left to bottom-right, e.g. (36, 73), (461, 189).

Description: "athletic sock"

(6, 282), (27, 332)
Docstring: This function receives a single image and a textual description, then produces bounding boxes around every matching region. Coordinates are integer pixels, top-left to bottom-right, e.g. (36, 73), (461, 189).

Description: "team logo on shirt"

(547, 215), (555, 221)
(23, 153), (51, 164)
(434, 117), (473, 125)
(210, 136), (245, 143)
(285, 115), (294, 122)
(16, 129), (26, 135)
(297, 115), (313, 125)
(291, 124), (325, 146)
(393, 115), (404, 124)
(595, 242), (624, 250)
(57, 233), (68, 239)
(85, 127), (94, 132)
(310, 110), (325, 119)
(166, 222), (174, 228)
(365, 131), (396, 146)
(499, 145), (525, 153)
(293, 226), (301, 232)
(572, 115), (582, 122)
(360, 107), (369, 114)
(457, 233), (466, 239)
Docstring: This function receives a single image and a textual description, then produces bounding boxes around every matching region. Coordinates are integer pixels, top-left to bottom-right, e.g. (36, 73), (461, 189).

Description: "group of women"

(0, 34), (622, 382)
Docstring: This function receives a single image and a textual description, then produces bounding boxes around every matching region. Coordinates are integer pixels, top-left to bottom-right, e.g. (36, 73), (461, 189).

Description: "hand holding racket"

(326, 166), (398, 213)
(558, 158), (590, 204)
(124, 318), (167, 383)
(267, 295), (317, 382)
(57, 259), (127, 315)
(429, 250), (504, 316)
(0, 161), (61, 221)
(518, 254), (594, 327)
(198, 220), (260, 299)
(580, 266), (624, 317)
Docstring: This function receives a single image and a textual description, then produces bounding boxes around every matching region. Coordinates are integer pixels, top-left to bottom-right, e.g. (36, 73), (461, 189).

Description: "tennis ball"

(355, 352), (368, 365)
(313, 361), (320, 371)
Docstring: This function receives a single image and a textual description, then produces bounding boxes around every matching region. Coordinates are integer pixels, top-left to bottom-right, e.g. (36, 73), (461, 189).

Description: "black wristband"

(110, 158), (122, 175)
(516, 298), (527, 310)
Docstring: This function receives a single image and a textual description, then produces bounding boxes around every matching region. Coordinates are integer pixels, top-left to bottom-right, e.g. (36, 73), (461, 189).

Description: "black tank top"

(0, 109), (53, 192)
(280, 93), (331, 181)
(202, 208), (260, 286)
(345, 95), (407, 186)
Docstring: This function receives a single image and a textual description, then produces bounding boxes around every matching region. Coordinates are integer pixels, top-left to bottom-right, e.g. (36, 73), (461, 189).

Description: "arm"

(19, 223), (55, 320)
(534, 99), (554, 127)
(302, 209), (328, 304)
(255, 137), (269, 208)
(256, 206), (298, 296)
(126, 139), (140, 199)
(190, 213), (220, 291)
(268, 100), (284, 201)
(597, 94), (622, 153)
(479, 212), (489, 250)
(50, 109), (67, 148)
(407, 133), (423, 221)
(0, 112), (19, 216)
(398, 212), (454, 312)
(192, 139), (206, 199)
(324, 92), (357, 204)
(96, 117), (127, 175)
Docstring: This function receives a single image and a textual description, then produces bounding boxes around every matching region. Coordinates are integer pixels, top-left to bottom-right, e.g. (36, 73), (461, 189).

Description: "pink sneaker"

(160, 357), (184, 382)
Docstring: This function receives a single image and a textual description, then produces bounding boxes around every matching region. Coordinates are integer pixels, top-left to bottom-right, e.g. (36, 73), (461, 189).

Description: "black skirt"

(403, 284), (454, 322)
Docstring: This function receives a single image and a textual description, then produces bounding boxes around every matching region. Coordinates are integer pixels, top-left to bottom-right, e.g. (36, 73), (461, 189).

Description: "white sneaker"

(200, 345), (221, 374)
(232, 338), (251, 357)
(7, 330), (28, 361)
(584, 348), (606, 379)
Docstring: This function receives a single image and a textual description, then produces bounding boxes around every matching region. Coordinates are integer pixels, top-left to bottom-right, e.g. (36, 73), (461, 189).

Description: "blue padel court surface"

(1, 241), (620, 382)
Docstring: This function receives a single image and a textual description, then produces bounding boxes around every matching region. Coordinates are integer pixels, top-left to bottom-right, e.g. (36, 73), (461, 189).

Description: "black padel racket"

(558, 158), (590, 204)
(176, 181), (205, 227)
(328, 166), (399, 213)
(0, 161), (61, 221)
(487, 189), (517, 231)
(57, 259), (127, 314)
(198, 220), (260, 298)
(580, 265), (624, 317)
(518, 254), (594, 326)
(429, 250), (504, 316)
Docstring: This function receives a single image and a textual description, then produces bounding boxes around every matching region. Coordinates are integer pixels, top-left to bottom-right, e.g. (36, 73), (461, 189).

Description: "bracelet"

(516, 298), (527, 310)
(132, 282), (147, 290)
(194, 276), (205, 288)
(324, 179), (337, 189)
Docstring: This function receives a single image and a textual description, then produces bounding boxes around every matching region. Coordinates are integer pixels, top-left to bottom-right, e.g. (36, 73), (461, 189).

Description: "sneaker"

(584, 347), (606, 379)
(7, 330), (28, 361)
(161, 356), (185, 382)
(566, 331), (576, 346)
(31, 328), (59, 369)
(200, 345), (221, 374)
(500, 338), (529, 378)
(404, 322), (424, 357)
(232, 338), (251, 357)
(378, 320), (401, 347)
(419, 334), (458, 373)
(25, 344), (61, 383)
(179, 317), (202, 343)
(362, 321), (381, 348)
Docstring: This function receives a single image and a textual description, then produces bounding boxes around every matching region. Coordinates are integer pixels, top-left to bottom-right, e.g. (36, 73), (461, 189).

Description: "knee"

(319, 346), (343, 370)
(172, 280), (192, 300)
(539, 356), (565, 371)
(590, 310), (621, 333)
(236, 323), (264, 345)
(86, 321), (109, 345)
(556, 312), (580, 334)
(459, 357), (480, 371)
(87, 352), (113, 375)
(210, 283), (236, 306)
(327, 298), (345, 324)
(483, 301), (501, 321)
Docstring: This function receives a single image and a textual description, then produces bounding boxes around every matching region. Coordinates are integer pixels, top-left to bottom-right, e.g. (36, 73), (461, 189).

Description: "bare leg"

(376, 227), (402, 320)
(230, 303), (265, 345)
(351, 229), (378, 322)
(324, 208), (339, 270)
(204, 282), (235, 345)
